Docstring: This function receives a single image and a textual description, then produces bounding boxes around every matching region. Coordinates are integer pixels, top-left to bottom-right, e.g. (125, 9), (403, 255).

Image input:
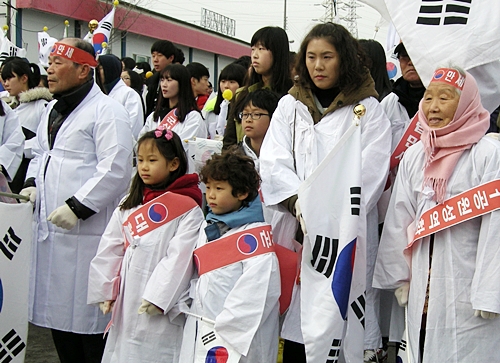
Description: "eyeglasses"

(238, 112), (269, 120)
(121, 76), (131, 81)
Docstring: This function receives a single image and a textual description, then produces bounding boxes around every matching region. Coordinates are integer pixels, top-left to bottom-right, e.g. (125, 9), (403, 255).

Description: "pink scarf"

(419, 71), (490, 203)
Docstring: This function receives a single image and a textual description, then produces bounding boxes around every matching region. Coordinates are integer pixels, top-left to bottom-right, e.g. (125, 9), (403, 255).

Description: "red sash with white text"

(159, 108), (180, 130)
(407, 180), (500, 250)
(123, 192), (197, 241)
(389, 115), (424, 171)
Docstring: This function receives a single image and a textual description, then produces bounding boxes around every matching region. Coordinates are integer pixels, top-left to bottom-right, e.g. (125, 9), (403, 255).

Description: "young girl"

(203, 63), (247, 139)
(223, 26), (293, 148)
(88, 128), (205, 363)
(259, 23), (392, 362)
(140, 64), (207, 148)
(1, 59), (51, 193)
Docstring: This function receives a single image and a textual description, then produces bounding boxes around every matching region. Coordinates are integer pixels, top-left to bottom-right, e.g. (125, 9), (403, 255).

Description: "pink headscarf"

(418, 69), (490, 203)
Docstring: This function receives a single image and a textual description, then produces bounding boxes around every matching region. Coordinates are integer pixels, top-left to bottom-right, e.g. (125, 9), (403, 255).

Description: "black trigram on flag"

(100, 21), (112, 32)
(0, 329), (26, 362)
(0, 227), (22, 261)
(417, 0), (471, 26)
(350, 187), (361, 216)
(201, 331), (216, 345)
(311, 235), (338, 278)
(351, 293), (365, 328)
(326, 338), (342, 363)
(399, 338), (407, 353)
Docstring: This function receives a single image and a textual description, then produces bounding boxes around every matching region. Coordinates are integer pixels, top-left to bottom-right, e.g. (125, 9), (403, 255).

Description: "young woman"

(223, 26), (293, 148)
(88, 128), (204, 363)
(203, 63), (247, 139)
(140, 64), (206, 148)
(259, 23), (392, 362)
(1, 59), (51, 193)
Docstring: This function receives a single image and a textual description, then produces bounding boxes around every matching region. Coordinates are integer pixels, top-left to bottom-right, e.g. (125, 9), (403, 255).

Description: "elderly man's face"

(47, 41), (87, 94)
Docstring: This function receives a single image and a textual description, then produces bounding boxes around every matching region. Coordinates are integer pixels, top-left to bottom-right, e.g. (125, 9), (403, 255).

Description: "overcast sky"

(149, 0), (389, 52)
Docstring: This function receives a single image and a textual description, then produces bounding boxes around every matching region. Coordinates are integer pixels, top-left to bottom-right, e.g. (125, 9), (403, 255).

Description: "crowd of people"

(0, 21), (499, 363)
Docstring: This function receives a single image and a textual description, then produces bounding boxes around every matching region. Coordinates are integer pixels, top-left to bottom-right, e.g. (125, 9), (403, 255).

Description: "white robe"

(180, 222), (281, 363)
(0, 100), (24, 180)
(374, 137), (500, 363)
(380, 92), (412, 153)
(259, 94), (391, 346)
(15, 95), (49, 158)
(88, 198), (204, 363)
(140, 109), (207, 150)
(27, 84), (133, 334)
(108, 79), (144, 140)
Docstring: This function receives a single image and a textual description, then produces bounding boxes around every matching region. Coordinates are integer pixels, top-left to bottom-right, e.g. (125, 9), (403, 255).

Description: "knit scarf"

(419, 71), (489, 203)
(142, 173), (202, 207)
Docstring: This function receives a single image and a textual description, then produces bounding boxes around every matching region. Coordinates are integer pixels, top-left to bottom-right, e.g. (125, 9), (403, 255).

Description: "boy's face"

(205, 178), (248, 215)
(242, 102), (271, 142)
(191, 76), (210, 97)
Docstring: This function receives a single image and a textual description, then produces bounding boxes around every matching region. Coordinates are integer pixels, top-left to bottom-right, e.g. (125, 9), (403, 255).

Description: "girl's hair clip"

(154, 125), (173, 141)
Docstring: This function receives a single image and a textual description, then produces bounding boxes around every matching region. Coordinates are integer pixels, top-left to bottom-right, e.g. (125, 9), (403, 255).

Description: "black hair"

(214, 63), (247, 115)
(200, 147), (260, 207)
(295, 23), (367, 95)
(121, 56), (136, 70)
(135, 61), (151, 83)
(359, 39), (392, 101)
(186, 62), (210, 81)
(1, 59), (41, 90)
(241, 89), (280, 119)
(173, 48), (185, 64)
(1, 56), (23, 67)
(248, 26), (292, 95)
(120, 129), (187, 210)
(233, 55), (251, 69)
(153, 64), (200, 122)
(122, 68), (143, 94)
(151, 40), (177, 58)
(39, 75), (48, 88)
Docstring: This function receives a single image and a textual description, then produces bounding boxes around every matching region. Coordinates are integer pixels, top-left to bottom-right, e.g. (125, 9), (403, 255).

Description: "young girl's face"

(219, 79), (240, 96)
(160, 74), (179, 101)
(3, 72), (27, 97)
(137, 139), (178, 186)
(251, 42), (273, 77)
(305, 37), (341, 90)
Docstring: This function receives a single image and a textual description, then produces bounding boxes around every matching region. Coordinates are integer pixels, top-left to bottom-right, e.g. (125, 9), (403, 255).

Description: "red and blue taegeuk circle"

(433, 69), (445, 80)
(205, 346), (229, 363)
(148, 203), (168, 223)
(236, 234), (258, 255)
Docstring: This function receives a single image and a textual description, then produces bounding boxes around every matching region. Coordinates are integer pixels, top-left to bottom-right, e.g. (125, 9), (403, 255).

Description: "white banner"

(93, 6), (116, 56)
(0, 36), (27, 64)
(298, 121), (366, 363)
(38, 31), (58, 68)
(185, 137), (223, 175)
(0, 202), (32, 363)
(194, 320), (241, 363)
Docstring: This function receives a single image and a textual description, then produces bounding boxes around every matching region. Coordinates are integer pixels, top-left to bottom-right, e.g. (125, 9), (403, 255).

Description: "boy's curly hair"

(200, 147), (260, 206)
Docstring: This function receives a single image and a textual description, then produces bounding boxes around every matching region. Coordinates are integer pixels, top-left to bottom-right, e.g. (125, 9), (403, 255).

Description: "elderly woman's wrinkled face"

(422, 82), (460, 129)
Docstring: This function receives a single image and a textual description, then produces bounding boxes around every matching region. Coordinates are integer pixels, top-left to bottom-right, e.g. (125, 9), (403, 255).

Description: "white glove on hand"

(474, 310), (500, 319)
(138, 299), (163, 316)
(20, 186), (37, 204)
(99, 300), (115, 315)
(47, 204), (78, 230)
(294, 200), (307, 235)
(395, 282), (410, 307)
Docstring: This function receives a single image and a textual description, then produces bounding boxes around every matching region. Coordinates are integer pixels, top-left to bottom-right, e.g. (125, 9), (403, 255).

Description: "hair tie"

(154, 125), (173, 140)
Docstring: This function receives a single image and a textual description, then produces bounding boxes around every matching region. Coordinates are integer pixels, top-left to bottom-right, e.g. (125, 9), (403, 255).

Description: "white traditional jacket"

(0, 100), (24, 180)
(108, 79), (144, 140)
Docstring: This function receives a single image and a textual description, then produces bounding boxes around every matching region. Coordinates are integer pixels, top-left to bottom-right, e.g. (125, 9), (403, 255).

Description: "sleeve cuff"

(66, 196), (96, 220)
(23, 177), (36, 189)
(281, 194), (298, 216)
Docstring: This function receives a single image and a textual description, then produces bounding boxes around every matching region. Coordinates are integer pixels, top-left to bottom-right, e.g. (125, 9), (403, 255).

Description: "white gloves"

(138, 299), (163, 316)
(20, 186), (37, 204)
(99, 300), (115, 315)
(294, 200), (307, 235)
(474, 310), (500, 319)
(395, 282), (410, 307)
(47, 204), (78, 230)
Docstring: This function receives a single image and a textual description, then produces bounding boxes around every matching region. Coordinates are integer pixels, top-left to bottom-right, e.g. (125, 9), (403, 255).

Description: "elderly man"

(20, 38), (133, 363)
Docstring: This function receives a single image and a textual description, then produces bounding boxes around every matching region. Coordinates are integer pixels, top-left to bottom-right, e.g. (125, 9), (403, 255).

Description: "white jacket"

(88, 196), (204, 363)
(108, 80), (144, 140)
(380, 92), (412, 152)
(0, 100), (23, 180)
(27, 84), (133, 334)
(374, 137), (500, 363)
(180, 222), (281, 363)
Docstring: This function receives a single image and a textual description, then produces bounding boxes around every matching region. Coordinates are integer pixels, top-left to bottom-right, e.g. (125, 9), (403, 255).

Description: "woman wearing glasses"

(259, 23), (391, 362)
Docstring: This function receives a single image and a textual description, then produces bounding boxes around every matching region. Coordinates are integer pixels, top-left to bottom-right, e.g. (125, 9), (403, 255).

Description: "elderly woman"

(374, 66), (500, 362)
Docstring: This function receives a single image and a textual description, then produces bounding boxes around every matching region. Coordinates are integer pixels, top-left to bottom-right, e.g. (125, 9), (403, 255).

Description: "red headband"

(49, 42), (98, 67)
(431, 68), (465, 91)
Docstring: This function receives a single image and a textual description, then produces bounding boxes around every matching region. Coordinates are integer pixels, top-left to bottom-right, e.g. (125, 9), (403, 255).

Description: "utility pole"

(6, 0), (11, 39)
(283, 0), (287, 30)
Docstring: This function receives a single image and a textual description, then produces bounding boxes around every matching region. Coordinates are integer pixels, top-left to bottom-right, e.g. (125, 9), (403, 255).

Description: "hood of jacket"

(19, 87), (53, 104)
